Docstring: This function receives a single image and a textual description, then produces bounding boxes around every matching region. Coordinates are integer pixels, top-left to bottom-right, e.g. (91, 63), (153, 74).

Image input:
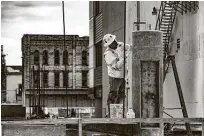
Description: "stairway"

(155, 1), (177, 60)
(155, 2), (199, 136)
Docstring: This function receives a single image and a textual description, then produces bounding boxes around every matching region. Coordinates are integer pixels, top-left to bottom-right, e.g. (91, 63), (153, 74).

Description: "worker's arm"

(104, 51), (124, 69)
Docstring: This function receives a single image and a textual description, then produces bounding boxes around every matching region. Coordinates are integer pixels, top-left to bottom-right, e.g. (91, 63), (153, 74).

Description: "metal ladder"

(155, 1), (199, 135)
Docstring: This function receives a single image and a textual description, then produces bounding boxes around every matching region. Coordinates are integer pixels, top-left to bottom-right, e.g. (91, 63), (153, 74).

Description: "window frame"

(63, 50), (68, 65)
(54, 50), (60, 65)
(54, 72), (60, 87)
(34, 50), (40, 65)
(43, 71), (49, 88)
(82, 50), (87, 66)
(42, 50), (48, 65)
(82, 71), (88, 87)
(63, 71), (69, 87)
(33, 71), (39, 88)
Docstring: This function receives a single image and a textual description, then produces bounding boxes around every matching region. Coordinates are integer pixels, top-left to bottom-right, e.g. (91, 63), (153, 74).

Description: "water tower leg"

(132, 31), (163, 136)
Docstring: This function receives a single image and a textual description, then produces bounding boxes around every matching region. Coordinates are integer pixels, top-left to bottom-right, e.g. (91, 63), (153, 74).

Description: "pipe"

(123, 1), (126, 118)
(62, 1), (69, 117)
(137, 1), (140, 30)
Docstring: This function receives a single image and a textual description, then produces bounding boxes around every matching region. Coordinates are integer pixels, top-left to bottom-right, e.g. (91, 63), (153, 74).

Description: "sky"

(1, 1), (89, 65)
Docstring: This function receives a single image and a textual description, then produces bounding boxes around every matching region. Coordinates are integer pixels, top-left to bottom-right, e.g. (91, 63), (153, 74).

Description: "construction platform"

(1, 118), (204, 136)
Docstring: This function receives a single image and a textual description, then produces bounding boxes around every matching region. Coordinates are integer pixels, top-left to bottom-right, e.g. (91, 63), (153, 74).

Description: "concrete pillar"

(132, 31), (163, 136)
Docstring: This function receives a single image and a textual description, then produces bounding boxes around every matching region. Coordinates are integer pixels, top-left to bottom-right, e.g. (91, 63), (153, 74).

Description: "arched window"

(63, 50), (68, 65)
(54, 50), (60, 65)
(34, 50), (39, 65)
(82, 50), (87, 65)
(43, 50), (48, 65)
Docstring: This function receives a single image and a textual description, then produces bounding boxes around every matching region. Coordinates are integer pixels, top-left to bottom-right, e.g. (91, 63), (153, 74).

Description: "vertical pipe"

(62, 1), (68, 117)
(123, 1), (126, 118)
(202, 120), (204, 136)
(137, 1), (140, 30)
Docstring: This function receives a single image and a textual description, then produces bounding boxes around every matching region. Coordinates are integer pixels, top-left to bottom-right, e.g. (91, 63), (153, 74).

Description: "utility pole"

(123, 1), (126, 118)
(62, 1), (69, 117)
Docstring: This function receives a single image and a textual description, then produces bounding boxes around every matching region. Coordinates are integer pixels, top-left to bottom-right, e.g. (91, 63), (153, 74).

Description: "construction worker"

(103, 34), (132, 117)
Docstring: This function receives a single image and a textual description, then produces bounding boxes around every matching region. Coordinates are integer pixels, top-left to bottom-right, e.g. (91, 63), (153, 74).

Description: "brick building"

(22, 34), (94, 118)
(6, 66), (22, 104)
(1, 45), (7, 103)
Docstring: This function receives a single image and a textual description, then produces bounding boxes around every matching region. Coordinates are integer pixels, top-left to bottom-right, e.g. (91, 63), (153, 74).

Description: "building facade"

(1, 45), (7, 103)
(22, 34), (94, 118)
(89, 1), (204, 118)
(6, 66), (22, 104)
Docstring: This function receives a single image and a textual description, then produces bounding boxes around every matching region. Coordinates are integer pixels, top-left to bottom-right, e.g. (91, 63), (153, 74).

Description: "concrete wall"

(2, 125), (66, 136)
(126, 1), (161, 109)
(126, 1), (204, 118)
(89, 8), (95, 89)
(163, 2), (204, 118)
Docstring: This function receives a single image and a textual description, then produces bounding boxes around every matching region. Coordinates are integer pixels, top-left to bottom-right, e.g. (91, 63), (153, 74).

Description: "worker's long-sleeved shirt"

(104, 42), (132, 78)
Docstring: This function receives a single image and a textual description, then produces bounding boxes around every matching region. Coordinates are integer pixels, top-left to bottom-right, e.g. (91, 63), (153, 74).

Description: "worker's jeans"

(107, 76), (125, 105)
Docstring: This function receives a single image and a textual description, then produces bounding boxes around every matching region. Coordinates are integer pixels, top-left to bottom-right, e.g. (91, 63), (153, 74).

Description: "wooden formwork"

(2, 118), (204, 136)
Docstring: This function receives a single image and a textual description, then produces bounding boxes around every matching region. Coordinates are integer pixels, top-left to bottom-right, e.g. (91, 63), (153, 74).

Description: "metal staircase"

(156, 1), (177, 61)
(155, 1), (199, 136)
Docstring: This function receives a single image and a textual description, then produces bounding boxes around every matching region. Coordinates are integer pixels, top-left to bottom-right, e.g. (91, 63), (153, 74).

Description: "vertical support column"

(202, 119), (204, 136)
(78, 118), (82, 136)
(132, 31), (163, 136)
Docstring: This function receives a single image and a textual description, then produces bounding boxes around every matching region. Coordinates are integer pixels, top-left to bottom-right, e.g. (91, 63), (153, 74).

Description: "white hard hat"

(103, 34), (116, 47)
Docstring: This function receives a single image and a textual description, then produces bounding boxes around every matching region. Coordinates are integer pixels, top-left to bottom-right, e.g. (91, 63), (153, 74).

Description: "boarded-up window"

(34, 50), (39, 65)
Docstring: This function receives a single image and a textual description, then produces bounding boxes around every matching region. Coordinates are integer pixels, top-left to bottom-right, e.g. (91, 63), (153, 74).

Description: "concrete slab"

(2, 125), (66, 136)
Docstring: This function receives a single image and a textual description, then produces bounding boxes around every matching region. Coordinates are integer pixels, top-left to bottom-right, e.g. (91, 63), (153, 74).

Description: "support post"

(202, 119), (204, 136)
(132, 31), (163, 136)
(78, 118), (82, 136)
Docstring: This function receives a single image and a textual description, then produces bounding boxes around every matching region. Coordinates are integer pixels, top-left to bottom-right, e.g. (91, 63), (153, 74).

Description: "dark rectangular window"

(82, 51), (87, 66)
(43, 71), (48, 87)
(33, 71), (39, 88)
(34, 50), (40, 65)
(54, 50), (60, 65)
(94, 1), (100, 16)
(18, 84), (22, 95)
(63, 71), (69, 87)
(95, 41), (102, 67)
(55, 72), (60, 87)
(82, 71), (88, 87)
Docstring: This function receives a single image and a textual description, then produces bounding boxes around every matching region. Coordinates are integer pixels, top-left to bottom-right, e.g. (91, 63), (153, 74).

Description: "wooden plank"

(171, 55), (193, 136)
(1, 118), (203, 125)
